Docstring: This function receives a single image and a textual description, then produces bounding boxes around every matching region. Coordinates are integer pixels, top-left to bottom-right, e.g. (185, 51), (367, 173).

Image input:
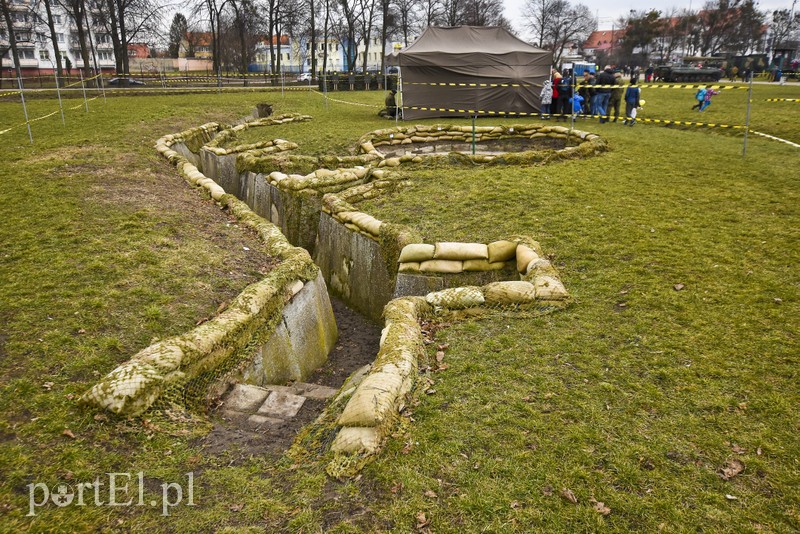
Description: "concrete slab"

(223, 384), (271, 412)
(293, 383), (338, 400)
(257, 390), (306, 418)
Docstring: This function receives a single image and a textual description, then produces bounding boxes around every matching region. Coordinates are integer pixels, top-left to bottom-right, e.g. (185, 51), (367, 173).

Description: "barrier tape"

(311, 90), (383, 108)
(0, 91), (21, 98)
(405, 81), (749, 90)
(0, 95), (100, 136)
(592, 83), (748, 90)
(405, 81), (543, 88)
(406, 106), (746, 129)
(764, 98), (800, 102)
(62, 73), (103, 89)
(68, 96), (99, 110)
(750, 130), (800, 148)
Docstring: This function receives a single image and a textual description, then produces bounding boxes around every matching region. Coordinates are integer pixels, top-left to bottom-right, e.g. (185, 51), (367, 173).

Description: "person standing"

(540, 79), (553, 119)
(609, 72), (624, 122)
(645, 65), (654, 82)
(623, 78), (640, 126)
(555, 70), (572, 122)
(595, 65), (615, 123)
(579, 70), (595, 115)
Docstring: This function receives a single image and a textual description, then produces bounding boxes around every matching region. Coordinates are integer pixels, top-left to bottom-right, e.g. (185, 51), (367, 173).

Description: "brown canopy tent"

(390, 26), (552, 120)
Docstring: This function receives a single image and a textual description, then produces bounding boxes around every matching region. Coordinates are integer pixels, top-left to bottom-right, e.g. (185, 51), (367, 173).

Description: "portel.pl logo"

(27, 472), (195, 517)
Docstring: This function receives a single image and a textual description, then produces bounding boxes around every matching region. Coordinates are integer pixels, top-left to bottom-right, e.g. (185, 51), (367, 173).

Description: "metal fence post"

(18, 77), (33, 144)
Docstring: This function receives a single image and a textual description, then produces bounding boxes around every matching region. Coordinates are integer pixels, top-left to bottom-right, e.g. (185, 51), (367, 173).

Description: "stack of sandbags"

(334, 211), (383, 241)
(515, 241), (569, 301)
(332, 297), (430, 454)
(398, 241), (516, 274)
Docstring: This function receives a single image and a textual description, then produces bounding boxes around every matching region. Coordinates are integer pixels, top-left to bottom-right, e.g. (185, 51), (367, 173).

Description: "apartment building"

(1, 0), (117, 76)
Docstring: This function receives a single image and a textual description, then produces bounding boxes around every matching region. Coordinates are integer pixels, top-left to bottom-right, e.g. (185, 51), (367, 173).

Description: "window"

(15, 32), (32, 42)
(40, 49), (50, 60)
(54, 15), (62, 24)
(96, 33), (110, 44)
(98, 50), (112, 61)
(19, 49), (36, 59)
(57, 33), (64, 43)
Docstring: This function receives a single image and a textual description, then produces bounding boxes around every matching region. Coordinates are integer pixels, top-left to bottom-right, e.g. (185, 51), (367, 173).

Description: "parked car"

(296, 72), (312, 82)
(108, 78), (146, 86)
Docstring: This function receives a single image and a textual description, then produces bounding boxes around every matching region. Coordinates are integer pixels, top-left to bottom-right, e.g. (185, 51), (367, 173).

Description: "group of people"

(540, 66), (642, 125)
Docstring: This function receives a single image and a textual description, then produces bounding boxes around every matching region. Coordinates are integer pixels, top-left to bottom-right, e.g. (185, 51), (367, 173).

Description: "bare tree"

(769, 2), (800, 49)
(620, 9), (664, 63)
(418, 0), (443, 27)
(55, 0), (93, 79)
(392, 0), (416, 46)
(0, 0), (24, 80)
(522, 0), (594, 66)
(358, 0), (377, 72)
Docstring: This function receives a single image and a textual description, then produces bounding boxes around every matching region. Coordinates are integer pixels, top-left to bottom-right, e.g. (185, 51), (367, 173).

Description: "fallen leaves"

(673, 283), (685, 291)
(719, 459), (745, 481)
(590, 497), (611, 516)
(560, 488), (578, 505)
(415, 511), (431, 531)
(423, 490), (438, 499)
(42, 382), (54, 391)
(62, 429), (76, 439)
(229, 503), (244, 512)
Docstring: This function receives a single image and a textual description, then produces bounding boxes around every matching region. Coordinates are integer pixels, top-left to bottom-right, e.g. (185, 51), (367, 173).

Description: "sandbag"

(337, 371), (407, 427)
(463, 259), (507, 271)
(330, 427), (380, 454)
(398, 244), (435, 263)
(398, 262), (420, 273)
(425, 286), (485, 309)
(488, 240), (518, 263)
(419, 260), (463, 274)
(434, 242), (489, 261)
(526, 258), (556, 276)
(516, 245), (539, 272)
(483, 281), (536, 305)
(534, 276), (569, 300)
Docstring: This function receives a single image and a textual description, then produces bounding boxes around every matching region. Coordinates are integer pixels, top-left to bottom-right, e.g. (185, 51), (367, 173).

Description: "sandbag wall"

(81, 121), (338, 417)
(330, 239), (569, 457)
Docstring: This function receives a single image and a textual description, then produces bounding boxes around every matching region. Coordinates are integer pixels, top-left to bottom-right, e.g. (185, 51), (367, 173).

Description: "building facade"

(1, 0), (117, 76)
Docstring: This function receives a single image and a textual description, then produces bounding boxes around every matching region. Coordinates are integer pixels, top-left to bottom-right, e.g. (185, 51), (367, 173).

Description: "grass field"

(0, 83), (798, 532)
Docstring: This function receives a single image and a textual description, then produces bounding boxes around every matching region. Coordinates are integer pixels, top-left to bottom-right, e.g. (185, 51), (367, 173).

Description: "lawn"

(0, 83), (798, 532)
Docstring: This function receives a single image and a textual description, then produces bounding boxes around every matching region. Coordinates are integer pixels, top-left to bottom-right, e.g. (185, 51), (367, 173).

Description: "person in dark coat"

(555, 70), (572, 122)
(595, 65), (615, 123)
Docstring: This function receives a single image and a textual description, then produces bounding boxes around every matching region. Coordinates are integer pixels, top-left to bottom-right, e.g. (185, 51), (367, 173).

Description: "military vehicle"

(654, 64), (724, 82)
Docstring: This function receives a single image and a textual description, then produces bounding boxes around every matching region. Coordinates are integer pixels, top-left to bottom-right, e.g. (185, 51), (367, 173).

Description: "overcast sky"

(504, 0), (797, 36)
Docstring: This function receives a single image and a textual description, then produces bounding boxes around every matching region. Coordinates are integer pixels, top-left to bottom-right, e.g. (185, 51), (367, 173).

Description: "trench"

(199, 297), (380, 460)
(177, 113), (596, 458)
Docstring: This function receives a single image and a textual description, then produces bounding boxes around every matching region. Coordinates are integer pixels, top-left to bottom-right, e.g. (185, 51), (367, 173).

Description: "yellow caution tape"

(404, 81), (748, 90)
(406, 106), (745, 129)
(0, 91), (21, 98)
(68, 96), (99, 110)
(311, 90), (383, 108)
(405, 81), (541, 88)
(764, 98), (800, 102)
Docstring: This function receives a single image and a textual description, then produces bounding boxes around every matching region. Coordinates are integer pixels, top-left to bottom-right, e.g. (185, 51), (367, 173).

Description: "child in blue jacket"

(623, 79), (640, 126)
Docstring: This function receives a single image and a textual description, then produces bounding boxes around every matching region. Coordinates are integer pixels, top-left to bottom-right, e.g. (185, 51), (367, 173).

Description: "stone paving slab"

(293, 383), (338, 400)
(223, 384), (271, 412)
(257, 390), (306, 418)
